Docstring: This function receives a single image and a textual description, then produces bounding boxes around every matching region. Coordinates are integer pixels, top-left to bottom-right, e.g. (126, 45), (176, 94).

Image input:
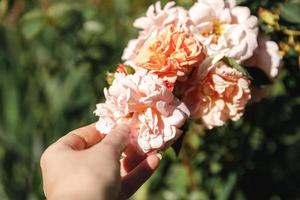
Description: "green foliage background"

(0, 0), (299, 199)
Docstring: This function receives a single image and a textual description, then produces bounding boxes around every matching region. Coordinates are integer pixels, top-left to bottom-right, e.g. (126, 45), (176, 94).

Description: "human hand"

(40, 124), (162, 200)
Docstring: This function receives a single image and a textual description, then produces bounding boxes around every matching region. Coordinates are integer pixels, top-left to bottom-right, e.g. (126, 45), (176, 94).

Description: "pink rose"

(189, 0), (258, 62)
(94, 70), (190, 154)
(122, 1), (191, 63)
(122, 38), (147, 65)
(134, 25), (206, 83)
(179, 62), (251, 129)
(134, 1), (190, 34)
(244, 35), (282, 79)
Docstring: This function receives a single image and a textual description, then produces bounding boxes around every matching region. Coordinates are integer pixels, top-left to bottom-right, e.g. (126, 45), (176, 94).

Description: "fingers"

(92, 124), (130, 158)
(121, 146), (146, 176)
(118, 154), (162, 200)
(70, 123), (104, 147)
(56, 124), (103, 150)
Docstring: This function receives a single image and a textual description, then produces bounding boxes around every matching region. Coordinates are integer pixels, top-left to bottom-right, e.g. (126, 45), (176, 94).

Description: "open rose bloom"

(95, 70), (190, 154)
(188, 0), (258, 63)
(178, 62), (251, 129)
(94, 0), (282, 154)
(135, 25), (206, 83)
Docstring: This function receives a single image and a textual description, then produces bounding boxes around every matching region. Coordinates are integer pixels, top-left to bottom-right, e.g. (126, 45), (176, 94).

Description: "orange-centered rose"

(135, 25), (206, 83)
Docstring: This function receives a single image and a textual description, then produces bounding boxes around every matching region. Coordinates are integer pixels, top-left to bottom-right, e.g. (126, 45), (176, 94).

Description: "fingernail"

(146, 154), (161, 170)
(155, 153), (162, 160)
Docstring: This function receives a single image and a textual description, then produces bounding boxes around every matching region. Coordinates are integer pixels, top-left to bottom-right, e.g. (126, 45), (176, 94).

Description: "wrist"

(46, 177), (107, 200)
(48, 188), (106, 200)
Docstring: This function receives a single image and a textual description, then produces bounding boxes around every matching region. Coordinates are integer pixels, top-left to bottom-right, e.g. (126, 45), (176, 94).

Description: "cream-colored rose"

(244, 35), (282, 79)
(189, 0), (258, 63)
(179, 62), (251, 129)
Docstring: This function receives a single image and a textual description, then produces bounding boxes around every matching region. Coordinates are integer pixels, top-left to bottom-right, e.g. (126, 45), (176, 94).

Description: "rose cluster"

(95, 0), (282, 154)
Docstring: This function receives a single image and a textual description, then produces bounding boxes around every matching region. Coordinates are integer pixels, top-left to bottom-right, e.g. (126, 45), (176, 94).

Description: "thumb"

(91, 124), (131, 158)
(54, 124), (104, 150)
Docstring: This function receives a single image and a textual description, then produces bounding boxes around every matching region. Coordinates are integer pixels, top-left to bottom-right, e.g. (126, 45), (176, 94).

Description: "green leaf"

(124, 65), (135, 74)
(0, 0), (8, 19)
(217, 173), (237, 200)
(280, 2), (300, 24)
(222, 57), (253, 80)
(46, 3), (82, 29)
(1, 73), (19, 135)
(106, 72), (115, 85)
(21, 9), (44, 39)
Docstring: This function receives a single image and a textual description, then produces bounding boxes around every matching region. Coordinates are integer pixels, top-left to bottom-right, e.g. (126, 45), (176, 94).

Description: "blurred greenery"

(0, 0), (299, 199)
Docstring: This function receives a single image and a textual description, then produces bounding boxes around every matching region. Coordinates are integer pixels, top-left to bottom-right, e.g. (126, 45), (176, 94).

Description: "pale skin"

(40, 124), (162, 200)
